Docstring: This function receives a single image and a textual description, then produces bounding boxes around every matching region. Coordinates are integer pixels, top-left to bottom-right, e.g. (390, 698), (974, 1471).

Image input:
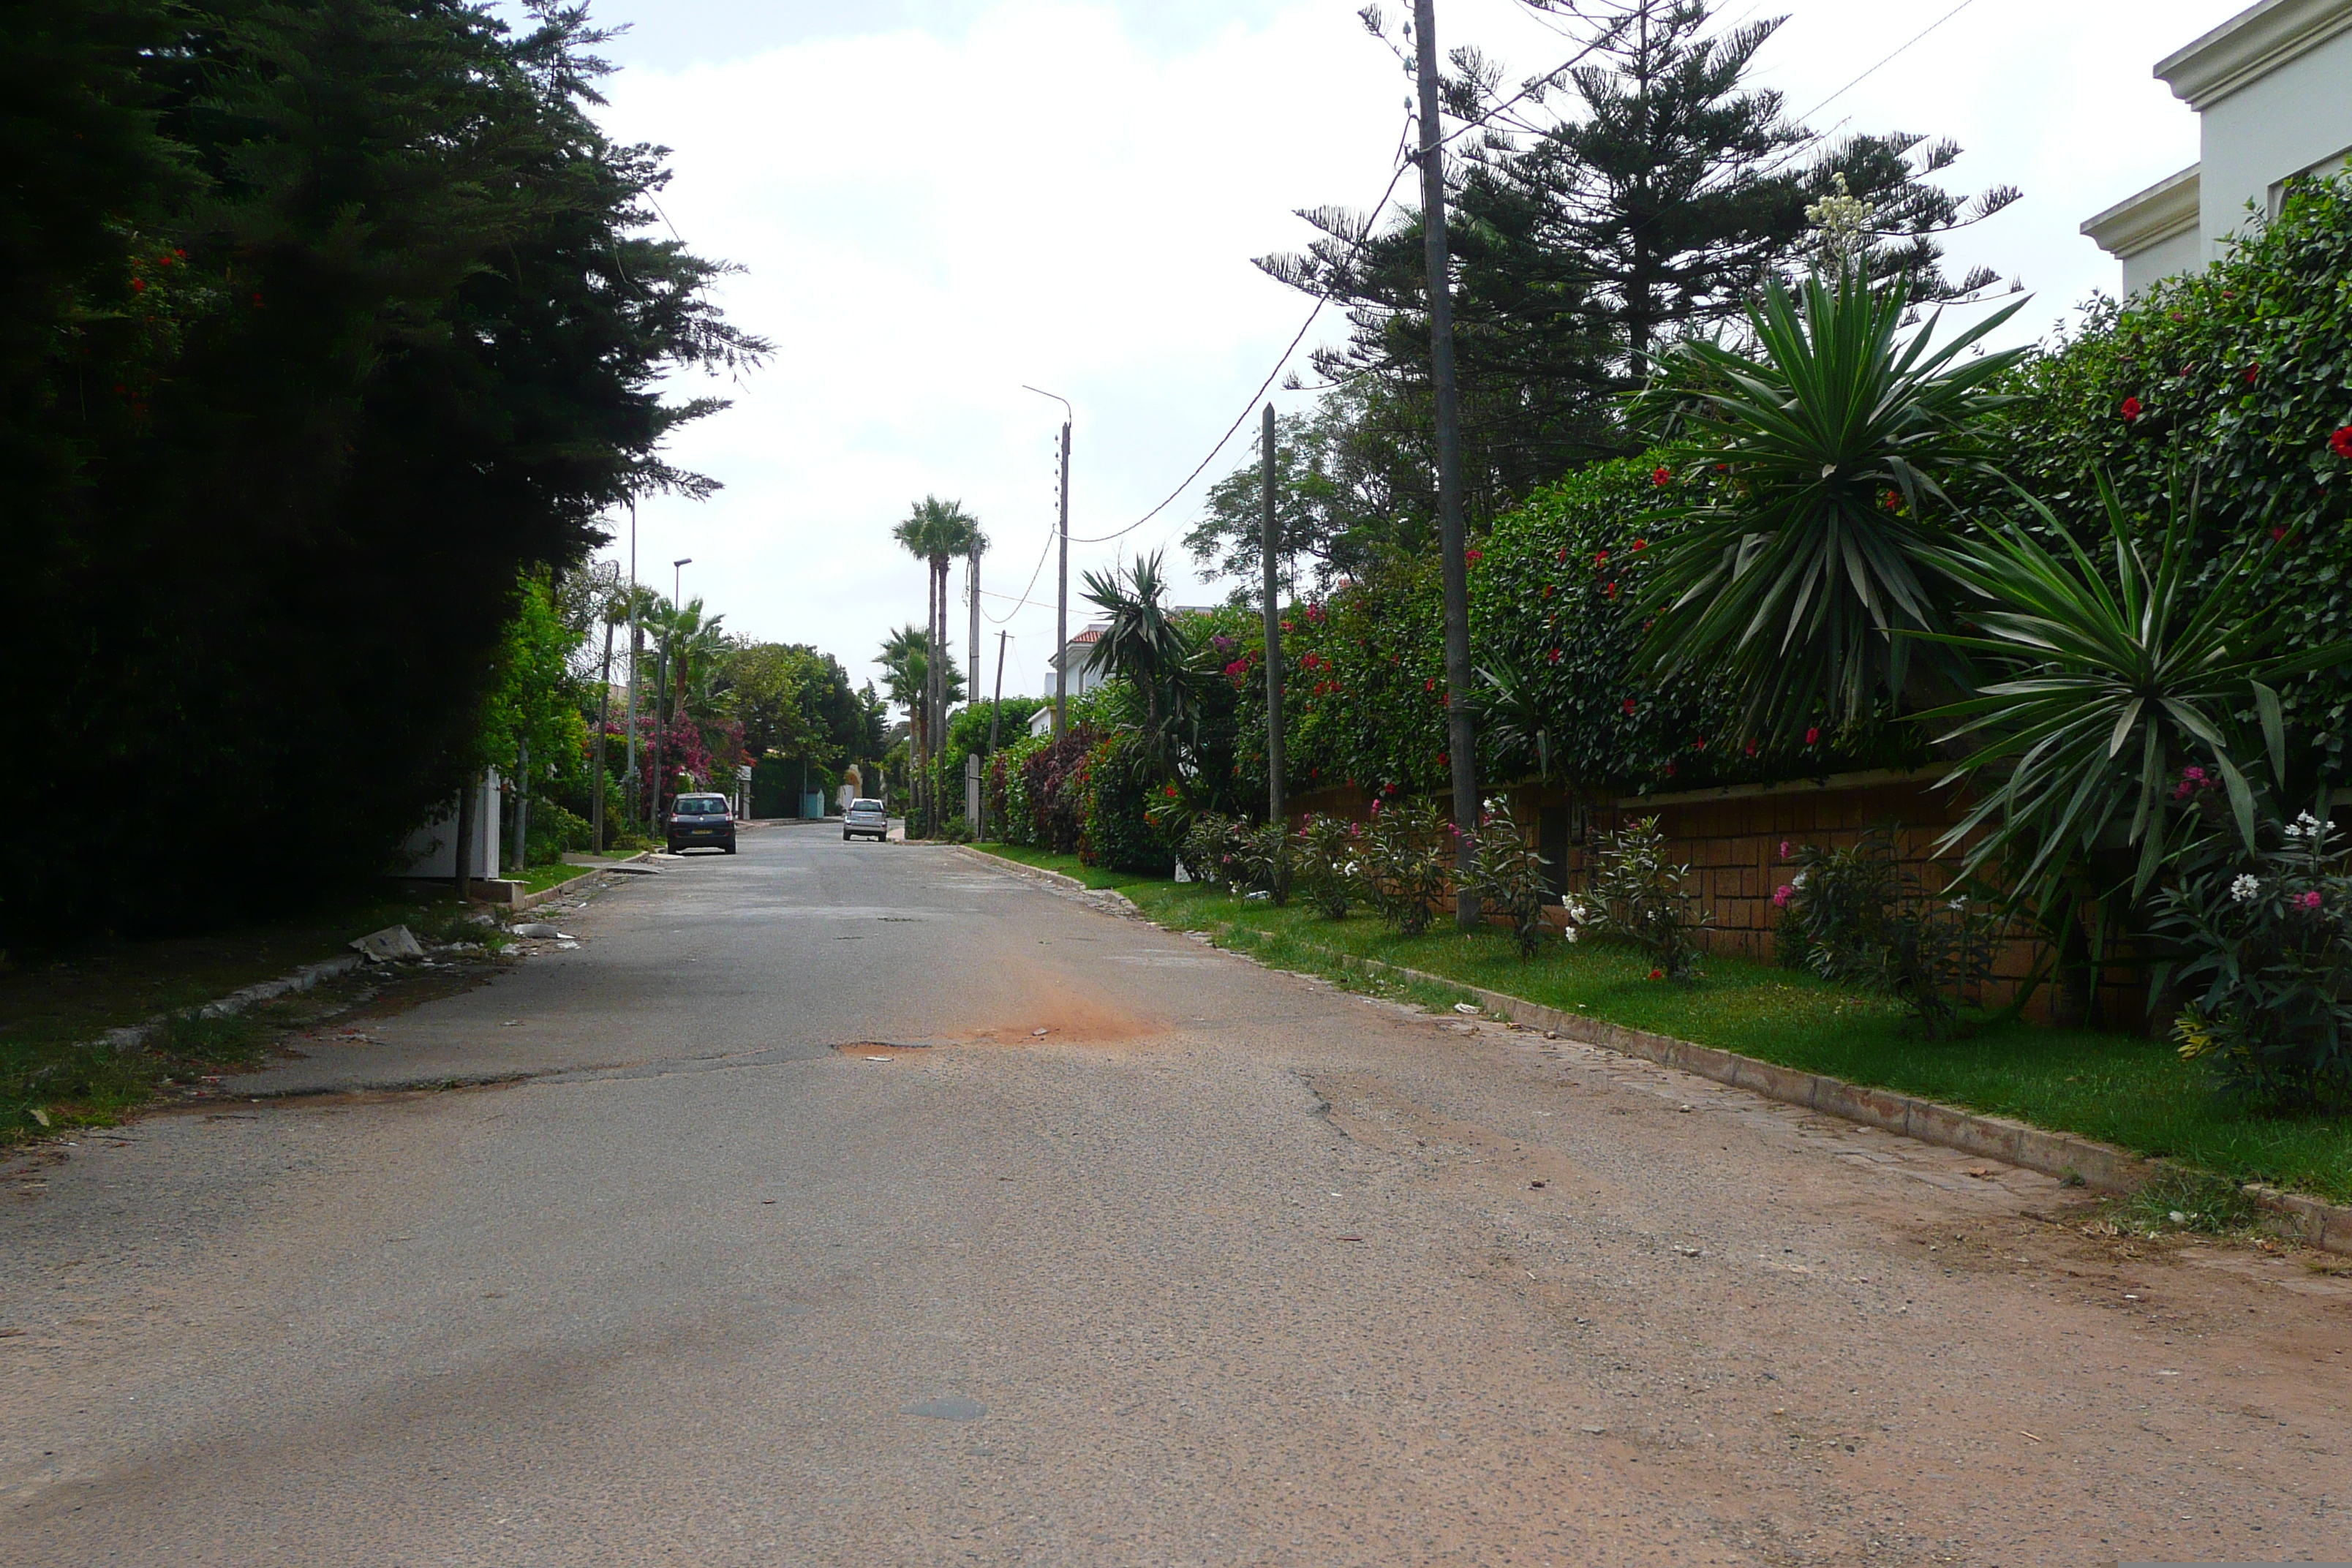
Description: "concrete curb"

(1202, 922), (2352, 1258)
(521, 850), (659, 912)
(951, 845), (1140, 911)
(101, 953), (368, 1053)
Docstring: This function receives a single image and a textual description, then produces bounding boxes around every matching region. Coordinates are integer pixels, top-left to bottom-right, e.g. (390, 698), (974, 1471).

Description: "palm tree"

(892, 497), (984, 832)
(1631, 268), (2029, 747)
(1079, 549), (1194, 771)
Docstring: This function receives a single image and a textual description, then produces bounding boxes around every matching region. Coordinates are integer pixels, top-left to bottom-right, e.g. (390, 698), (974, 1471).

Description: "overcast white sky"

(577, 0), (2237, 706)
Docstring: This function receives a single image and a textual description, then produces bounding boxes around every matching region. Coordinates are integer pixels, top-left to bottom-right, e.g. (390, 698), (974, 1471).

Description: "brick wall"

(1287, 771), (2149, 1030)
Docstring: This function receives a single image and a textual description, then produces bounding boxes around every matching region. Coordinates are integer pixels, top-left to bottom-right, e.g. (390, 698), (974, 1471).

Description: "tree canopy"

(4, 0), (764, 936)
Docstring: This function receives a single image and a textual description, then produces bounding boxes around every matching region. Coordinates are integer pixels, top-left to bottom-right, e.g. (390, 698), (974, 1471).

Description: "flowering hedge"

(1969, 170), (2352, 772)
(1210, 456), (1915, 804)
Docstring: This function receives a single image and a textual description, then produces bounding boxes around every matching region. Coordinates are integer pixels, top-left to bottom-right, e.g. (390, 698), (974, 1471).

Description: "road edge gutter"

(1205, 922), (2352, 1258)
(950, 845), (2352, 1256)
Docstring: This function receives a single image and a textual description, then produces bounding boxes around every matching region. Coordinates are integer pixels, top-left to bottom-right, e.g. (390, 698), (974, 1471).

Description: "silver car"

(842, 798), (889, 842)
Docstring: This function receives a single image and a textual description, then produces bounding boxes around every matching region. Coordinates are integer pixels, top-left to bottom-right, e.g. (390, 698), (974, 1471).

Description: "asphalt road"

(4, 822), (2349, 1566)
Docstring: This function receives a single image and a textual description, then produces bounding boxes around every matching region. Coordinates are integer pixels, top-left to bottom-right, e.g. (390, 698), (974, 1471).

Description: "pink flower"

(1773, 884), (1793, 908)
(2300, 890), (2323, 911)
(1804, 726), (1821, 747)
(1779, 840), (1791, 859)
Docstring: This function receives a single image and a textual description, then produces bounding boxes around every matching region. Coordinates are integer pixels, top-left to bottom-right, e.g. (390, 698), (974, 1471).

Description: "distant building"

(2084, 0), (2352, 295)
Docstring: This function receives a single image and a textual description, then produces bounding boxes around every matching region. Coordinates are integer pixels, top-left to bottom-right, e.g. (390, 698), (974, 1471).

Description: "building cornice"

(2081, 164), (2202, 255)
(2158, 0), (2352, 110)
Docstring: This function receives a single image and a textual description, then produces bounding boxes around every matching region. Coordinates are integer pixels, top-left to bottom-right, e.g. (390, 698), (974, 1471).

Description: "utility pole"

(1023, 388), (1074, 739)
(591, 581), (614, 851)
(513, 734), (531, 874)
(1054, 415), (1071, 739)
(982, 627), (1008, 841)
(625, 500), (639, 832)
(1415, 0), (1480, 930)
(967, 535), (981, 761)
(1259, 403), (1285, 827)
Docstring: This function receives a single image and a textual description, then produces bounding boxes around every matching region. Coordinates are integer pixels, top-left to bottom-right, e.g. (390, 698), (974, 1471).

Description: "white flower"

(2298, 811), (2325, 838)
(2230, 873), (2261, 903)
(1791, 872), (1808, 890)
(1948, 897), (1967, 911)
(1562, 924), (1579, 943)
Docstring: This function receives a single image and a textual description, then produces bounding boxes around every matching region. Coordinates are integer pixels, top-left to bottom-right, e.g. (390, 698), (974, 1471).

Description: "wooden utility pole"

(982, 627), (1009, 840)
(1259, 403), (1285, 827)
(1415, 0), (1480, 929)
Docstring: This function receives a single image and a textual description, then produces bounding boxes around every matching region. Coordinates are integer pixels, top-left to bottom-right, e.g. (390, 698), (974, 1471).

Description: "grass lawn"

(514, 859), (606, 894)
(966, 840), (1169, 894)
(0, 886), (489, 1143)
(963, 845), (2352, 1205)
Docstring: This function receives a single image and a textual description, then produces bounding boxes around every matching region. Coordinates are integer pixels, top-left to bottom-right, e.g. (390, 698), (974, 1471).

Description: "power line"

(1795, 0), (1980, 124)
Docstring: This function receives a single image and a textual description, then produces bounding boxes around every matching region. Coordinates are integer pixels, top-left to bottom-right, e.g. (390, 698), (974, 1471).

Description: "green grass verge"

(967, 841), (1167, 894)
(513, 860), (603, 894)
(0, 888), (487, 1142)
(970, 845), (2352, 1205)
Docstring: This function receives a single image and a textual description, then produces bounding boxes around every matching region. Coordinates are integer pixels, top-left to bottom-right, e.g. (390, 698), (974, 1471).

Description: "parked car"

(666, 793), (737, 854)
(843, 798), (889, 842)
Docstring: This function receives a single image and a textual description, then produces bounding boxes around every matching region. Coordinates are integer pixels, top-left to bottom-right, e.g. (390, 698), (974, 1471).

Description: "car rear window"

(851, 799), (884, 812)
(675, 797), (728, 815)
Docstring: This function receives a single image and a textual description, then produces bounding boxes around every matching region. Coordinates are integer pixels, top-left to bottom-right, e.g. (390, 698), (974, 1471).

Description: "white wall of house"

(2084, 0), (2352, 292)
(399, 770), (501, 880)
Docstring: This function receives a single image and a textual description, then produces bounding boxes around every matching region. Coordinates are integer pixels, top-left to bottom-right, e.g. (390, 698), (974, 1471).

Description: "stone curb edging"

(516, 850), (659, 912)
(99, 954), (367, 1054)
(94, 859), (653, 1055)
(1202, 923), (2352, 1259)
(951, 846), (1141, 911)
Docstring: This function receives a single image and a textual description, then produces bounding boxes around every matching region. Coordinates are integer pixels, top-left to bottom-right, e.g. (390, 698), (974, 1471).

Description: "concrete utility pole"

(1259, 403), (1285, 828)
(967, 538), (981, 763)
(591, 589), (614, 851)
(982, 628), (1008, 841)
(1024, 386), (1074, 741)
(625, 501), (639, 830)
(1414, 0), (1481, 930)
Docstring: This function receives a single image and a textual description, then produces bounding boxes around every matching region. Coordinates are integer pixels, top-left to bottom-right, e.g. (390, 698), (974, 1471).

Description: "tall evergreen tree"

(1227, 0), (2019, 588)
(4, 0), (766, 938)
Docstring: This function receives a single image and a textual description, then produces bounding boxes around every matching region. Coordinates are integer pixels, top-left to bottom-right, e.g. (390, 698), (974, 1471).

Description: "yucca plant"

(1632, 268), (2028, 745)
(1919, 482), (2352, 911)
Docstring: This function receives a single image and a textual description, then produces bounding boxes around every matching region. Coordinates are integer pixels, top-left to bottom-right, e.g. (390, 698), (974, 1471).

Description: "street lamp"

(674, 557), (692, 606)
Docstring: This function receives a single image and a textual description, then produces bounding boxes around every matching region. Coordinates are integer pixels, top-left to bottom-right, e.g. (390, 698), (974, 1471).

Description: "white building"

(2083, 0), (2352, 295)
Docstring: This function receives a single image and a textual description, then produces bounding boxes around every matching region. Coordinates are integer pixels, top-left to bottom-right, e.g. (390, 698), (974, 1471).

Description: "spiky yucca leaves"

(1921, 482), (2352, 911)
(1633, 268), (2027, 746)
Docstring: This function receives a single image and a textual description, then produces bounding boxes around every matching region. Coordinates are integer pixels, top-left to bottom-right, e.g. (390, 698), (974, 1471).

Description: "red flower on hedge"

(1631, 538), (1648, 551)
(1663, 762), (1676, 777)
(2244, 364), (2260, 384)
(2273, 525), (2291, 543)
(2331, 425), (2352, 459)
(1651, 466), (1672, 487)
(1425, 677), (1436, 692)
(1557, 546), (1569, 564)
(1547, 647), (1562, 664)
(1603, 581), (1618, 599)
(1541, 583), (1555, 599)
(1464, 548), (1484, 565)
(1621, 698), (1637, 715)
(1162, 784), (1179, 799)
(1592, 549), (1608, 568)
(1804, 726), (1821, 746)
(1648, 968), (1664, 981)
(2120, 396), (2143, 423)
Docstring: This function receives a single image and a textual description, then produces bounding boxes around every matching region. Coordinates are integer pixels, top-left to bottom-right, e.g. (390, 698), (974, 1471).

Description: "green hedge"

(1970, 171), (2352, 774)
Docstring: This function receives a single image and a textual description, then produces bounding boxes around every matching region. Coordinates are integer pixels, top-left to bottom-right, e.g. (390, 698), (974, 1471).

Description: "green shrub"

(1296, 813), (1365, 919)
(1362, 796), (1452, 936)
(1181, 813), (1247, 890)
(1577, 815), (1710, 980)
(1774, 826), (1999, 1037)
(1078, 732), (1177, 875)
(2160, 809), (2352, 1107)
(1459, 800), (1555, 959)
(1233, 821), (1294, 905)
